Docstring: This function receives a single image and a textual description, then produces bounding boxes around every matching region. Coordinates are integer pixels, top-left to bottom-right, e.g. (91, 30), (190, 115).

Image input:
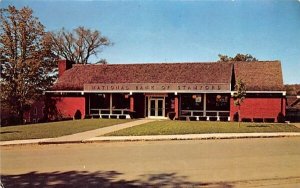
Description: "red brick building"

(46, 60), (286, 122)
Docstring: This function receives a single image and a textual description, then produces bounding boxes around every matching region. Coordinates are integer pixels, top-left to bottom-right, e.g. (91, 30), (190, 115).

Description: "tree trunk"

(238, 106), (241, 128)
(17, 103), (24, 125)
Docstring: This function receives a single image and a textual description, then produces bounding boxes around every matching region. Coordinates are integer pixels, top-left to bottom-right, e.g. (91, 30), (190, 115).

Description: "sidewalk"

(0, 119), (155, 146)
(1, 119), (300, 146)
(39, 119), (156, 144)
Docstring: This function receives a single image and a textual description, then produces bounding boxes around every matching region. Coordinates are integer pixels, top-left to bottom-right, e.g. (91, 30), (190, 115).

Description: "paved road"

(1, 138), (300, 187)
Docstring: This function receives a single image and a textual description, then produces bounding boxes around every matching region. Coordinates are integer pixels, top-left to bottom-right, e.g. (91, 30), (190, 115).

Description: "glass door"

(148, 98), (165, 118)
(150, 99), (156, 116)
(157, 99), (163, 116)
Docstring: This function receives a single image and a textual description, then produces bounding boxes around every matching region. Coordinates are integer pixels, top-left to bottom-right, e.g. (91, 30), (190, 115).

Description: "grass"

(0, 119), (132, 141)
(105, 120), (300, 136)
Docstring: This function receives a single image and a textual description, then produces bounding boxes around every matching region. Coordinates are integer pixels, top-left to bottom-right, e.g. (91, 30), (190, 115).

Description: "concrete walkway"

(39, 119), (156, 144)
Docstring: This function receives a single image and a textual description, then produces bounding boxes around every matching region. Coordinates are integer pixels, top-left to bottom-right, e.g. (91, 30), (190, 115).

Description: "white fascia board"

(45, 90), (286, 94)
(245, 91), (286, 94)
(231, 91), (286, 95)
(84, 90), (231, 93)
(45, 90), (83, 93)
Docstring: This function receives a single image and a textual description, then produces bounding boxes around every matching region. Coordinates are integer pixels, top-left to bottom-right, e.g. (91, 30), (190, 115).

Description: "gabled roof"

(52, 62), (233, 90)
(51, 60), (284, 92)
(233, 61), (284, 91)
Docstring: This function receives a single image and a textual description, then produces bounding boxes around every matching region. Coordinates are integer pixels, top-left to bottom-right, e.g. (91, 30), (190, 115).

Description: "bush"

(168, 112), (176, 120)
(179, 116), (188, 121)
(189, 116), (197, 121)
(233, 112), (239, 122)
(119, 115), (126, 119)
(253, 118), (263, 122)
(198, 117), (207, 121)
(277, 112), (285, 123)
(264, 118), (275, 123)
(219, 117), (229, 121)
(110, 115), (118, 119)
(242, 118), (252, 122)
(129, 111), (136, 119)
(1, 116), (23, 126)
(85, 115), (92, 119)
(74, 110), (82, 120)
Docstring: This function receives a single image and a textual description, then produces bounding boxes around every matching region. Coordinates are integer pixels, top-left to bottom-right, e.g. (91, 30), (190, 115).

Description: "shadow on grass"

(1, 171), (233, 188)
(0, 131), (21, 134)
(246, 125), (270, 128)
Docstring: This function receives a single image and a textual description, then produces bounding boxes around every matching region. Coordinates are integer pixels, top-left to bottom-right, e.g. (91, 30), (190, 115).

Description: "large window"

(90, 93), (129, 109)
(112, 93), (129, 109)
(90, 94), (110, 109)
(206, 94), (230, 111)
(180, 94), (203, 110)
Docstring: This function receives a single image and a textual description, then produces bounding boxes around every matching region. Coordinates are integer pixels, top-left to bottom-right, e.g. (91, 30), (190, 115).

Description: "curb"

(1, 133), (300, 146)
(39, 140), (84, 145)
(84, 133), (300, 143)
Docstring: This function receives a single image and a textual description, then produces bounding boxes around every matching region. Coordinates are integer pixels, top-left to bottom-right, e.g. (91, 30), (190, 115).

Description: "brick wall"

(230, 97), (285, 122)
(54, 97), (85, 119)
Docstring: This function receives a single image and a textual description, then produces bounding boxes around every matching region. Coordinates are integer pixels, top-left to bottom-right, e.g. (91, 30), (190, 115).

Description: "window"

(112, 93), (129, 109)
(34, 107), (37, 115)
(206, 94), (230, 111)
(90, 94), (110, 109)
(181, 94), (203, 110)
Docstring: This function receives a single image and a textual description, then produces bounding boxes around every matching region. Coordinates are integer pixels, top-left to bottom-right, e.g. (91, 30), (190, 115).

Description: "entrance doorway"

(148, 98), (165, 118)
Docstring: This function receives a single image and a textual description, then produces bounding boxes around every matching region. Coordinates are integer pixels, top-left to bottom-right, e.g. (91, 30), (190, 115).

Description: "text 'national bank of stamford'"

(84, 83), (230, 91)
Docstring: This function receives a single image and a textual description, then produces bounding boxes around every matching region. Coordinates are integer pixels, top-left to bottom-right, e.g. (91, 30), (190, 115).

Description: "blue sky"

(1, 0), (300, 84)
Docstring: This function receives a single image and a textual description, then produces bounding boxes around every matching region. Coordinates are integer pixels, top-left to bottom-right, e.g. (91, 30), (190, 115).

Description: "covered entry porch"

(86, 92), (231, 121)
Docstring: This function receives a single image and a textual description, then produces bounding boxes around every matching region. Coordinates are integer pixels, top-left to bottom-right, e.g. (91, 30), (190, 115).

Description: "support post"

(203, 93), (207, 117)
(175, 95), (179, 119)
(130, 95), (134, 112)
(109, 93), (113, 114)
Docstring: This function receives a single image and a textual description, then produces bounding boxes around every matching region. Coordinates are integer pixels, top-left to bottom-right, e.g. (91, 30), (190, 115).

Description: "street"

(1, 137), (300, 187)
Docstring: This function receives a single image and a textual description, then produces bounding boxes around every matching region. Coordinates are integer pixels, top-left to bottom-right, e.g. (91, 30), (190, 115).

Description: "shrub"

(233, 112), (239, 122)
(74, 110), (82, 120)
(242, 118), (252, 122)
(264, 118), (275, 123)
(179, 116), (188, 121)
(189, 116), (197, 121)
(253, 118), (263, 122)
(198, 117), (207, 121)
(220, 117), (229, 121)
(168, 112), (176, 120)
(277, 112), (285, 123)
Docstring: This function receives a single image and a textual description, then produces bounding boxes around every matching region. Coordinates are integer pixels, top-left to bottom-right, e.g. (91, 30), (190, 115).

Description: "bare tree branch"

(50, 26), (111, 64)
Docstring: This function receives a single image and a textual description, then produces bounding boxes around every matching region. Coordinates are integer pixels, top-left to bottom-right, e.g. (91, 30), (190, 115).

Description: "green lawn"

(0, 119), (132, 141)
(105, 120), (300, 136)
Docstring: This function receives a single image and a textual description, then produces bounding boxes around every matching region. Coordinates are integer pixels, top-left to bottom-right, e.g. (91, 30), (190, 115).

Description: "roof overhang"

(231, 91), (286, 96)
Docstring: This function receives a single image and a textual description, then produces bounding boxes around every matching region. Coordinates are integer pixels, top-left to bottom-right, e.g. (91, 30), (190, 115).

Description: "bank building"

(46, 60), (286, 122)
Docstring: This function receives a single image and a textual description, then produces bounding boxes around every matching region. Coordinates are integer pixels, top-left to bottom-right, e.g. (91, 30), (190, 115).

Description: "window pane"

(180, 94), (203, 110)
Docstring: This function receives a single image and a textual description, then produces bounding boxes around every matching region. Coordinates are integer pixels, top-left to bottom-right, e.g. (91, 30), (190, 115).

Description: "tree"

(233, 79), (247, 127)
(50, 26), (111, 64)
(95, 59), (108, 65)
(218, 53), (258, 62)
(0, 6), (57, 124)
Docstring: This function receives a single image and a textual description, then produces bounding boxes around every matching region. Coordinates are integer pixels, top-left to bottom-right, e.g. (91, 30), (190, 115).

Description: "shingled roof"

(51, 61), (284, 91)
(233, 61), (284, 91)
